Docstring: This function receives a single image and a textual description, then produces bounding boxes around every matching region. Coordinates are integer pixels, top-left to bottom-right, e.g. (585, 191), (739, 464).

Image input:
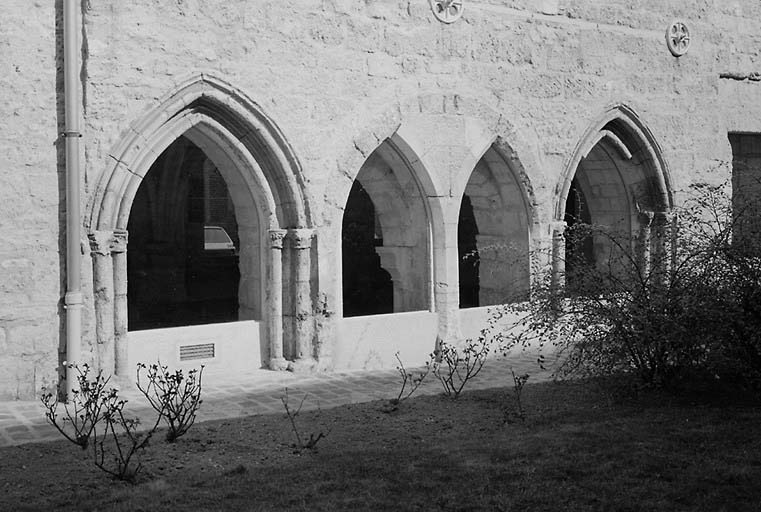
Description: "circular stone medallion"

(666, 20), (691, 57)
(430, 0), (463, 24)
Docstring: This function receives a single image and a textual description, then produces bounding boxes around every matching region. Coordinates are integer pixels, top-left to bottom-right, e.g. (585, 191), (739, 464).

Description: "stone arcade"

(2, 0), (761, 399)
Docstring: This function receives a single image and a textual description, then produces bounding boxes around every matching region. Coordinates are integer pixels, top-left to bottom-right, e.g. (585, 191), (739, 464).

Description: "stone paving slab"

(0, 349), (554, 448)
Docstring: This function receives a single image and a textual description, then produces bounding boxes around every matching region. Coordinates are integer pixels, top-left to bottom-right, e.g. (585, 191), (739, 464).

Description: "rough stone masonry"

(1, 0), (761, 399)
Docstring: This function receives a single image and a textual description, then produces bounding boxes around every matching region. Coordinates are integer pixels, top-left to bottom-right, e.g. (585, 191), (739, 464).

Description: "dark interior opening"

(127, 136), (240, 330)
(341, 180), (393, 317)
(564, 177), (594, 290)
(729, 133), (761, 255)
(458, 194), (480, 308)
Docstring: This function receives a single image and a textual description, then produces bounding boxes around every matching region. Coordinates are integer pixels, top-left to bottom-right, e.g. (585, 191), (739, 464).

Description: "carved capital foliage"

(111, 230), (129, 253)
(268, 229), (287, 249)
(88, 231), (113, 256)
(287, 228), (315, 250)
(89, 230), (129, 255)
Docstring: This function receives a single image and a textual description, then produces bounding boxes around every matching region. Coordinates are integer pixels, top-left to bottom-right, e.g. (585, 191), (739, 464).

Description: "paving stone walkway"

(0, 347), (554, 447)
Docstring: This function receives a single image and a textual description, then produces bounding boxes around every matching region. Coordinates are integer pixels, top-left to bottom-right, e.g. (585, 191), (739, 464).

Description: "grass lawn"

(1, 379), (760, 511)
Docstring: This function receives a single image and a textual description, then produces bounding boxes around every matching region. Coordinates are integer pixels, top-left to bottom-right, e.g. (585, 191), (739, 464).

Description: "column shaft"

(288, 229), (315, 369)
(89, 231), (115, 376)
(652, 211), (674, 287)
(267, 229), (287, 370)
(550, 221), (567, 292)
(637, 211), (654, 280)
(112, 231), (128, 376)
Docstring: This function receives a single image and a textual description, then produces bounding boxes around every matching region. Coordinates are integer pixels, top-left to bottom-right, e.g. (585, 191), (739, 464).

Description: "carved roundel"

(666, 20), (691, 57)
(430, 0), (463, 24)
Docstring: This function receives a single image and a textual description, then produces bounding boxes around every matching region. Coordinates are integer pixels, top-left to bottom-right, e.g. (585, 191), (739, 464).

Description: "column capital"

(88, 230), (113, 256)
(549, 220), (567, 236)
(287, 228), (315, 250)
(89, 229), (129, 255)
(638, 210), (655, 226)
(111, 229), (128, 253)
(652, 210), (675, 226)
(268, 229), (287, 249)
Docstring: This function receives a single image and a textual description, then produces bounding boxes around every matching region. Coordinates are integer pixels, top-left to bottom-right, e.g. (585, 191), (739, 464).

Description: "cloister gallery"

(2, 0), (761, 398)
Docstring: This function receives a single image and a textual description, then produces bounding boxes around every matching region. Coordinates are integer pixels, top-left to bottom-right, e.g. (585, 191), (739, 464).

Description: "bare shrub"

(41, 363), (114, 449)
(41, 363), (161, 482)
(433, 334), (491, 398)
(136, 362), (204, 442)
(92, 397), (162, 482)
(504, 368), (530, 423)
(280, 388), (329, 453)
(509, 182), (761, 388)
(384, 352), (431, 411)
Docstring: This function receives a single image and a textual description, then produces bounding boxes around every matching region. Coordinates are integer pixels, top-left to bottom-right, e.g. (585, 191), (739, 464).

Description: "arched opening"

(560, 113), (672, 289)
(89, 75), (313, 377)
(564, 137), (631, 287)
(127, 136), (244, 330)
(342, 143), (431, 316)
(458, 147), (531, 308)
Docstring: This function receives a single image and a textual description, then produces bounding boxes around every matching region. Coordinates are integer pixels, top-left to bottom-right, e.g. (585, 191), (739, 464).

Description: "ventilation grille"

(179, 343), (215, 361)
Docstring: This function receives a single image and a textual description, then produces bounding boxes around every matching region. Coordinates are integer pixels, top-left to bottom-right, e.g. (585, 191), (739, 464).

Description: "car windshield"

(205, 227), (231, 244)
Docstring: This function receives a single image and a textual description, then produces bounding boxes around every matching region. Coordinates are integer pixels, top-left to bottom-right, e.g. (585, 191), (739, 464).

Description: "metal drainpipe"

(63, 0), (83, 399)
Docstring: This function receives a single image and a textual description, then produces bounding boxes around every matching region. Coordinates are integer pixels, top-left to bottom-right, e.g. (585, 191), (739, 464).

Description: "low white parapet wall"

(128, 320), (263, 378)
(458, 304), (544, 353)
(335, 311), (438, 370)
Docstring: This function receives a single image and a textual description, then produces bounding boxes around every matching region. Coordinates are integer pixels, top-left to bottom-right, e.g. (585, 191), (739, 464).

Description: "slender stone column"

(89, 231), (115, 376)
(637, 211), (654, 280)
(287, 228), (316, 371)
(267, 229), (288, 370)
(431, 209), (461, 351)
(550, 221), (567, 292)
(652, 211), (674, 287)
(111, 230), (128, 377)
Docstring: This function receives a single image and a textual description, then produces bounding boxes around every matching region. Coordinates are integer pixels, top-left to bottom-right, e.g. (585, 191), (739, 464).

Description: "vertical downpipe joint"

(63, 0), (83, 400)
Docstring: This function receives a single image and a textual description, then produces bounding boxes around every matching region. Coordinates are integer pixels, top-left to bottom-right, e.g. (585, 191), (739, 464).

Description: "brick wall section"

(3, 0), (761, 397)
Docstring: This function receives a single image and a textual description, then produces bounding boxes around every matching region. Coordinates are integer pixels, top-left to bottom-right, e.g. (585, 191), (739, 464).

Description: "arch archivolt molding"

(552, 103), (675, 288)
(330, 93), (543, 344)
(86, 74), (315, 376)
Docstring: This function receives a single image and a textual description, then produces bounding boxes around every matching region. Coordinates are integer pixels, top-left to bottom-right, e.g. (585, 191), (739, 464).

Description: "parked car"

(203, 225), (236, 252)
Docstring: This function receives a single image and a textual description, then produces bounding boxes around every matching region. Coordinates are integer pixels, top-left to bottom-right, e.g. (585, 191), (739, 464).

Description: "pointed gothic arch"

(554, 104), (674, 287)
(457, 142), (534, 307)
(340, 139), (438, 317)
(87, 74), (313, 377)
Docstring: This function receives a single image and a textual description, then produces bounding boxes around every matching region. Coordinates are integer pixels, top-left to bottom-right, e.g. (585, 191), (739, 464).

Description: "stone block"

(367, 52), (400, 78)
(7, 322), (56, 356)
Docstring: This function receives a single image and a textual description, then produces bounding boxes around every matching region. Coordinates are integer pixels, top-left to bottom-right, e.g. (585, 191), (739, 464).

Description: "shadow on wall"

(341, 180), (393, 317)
(54, 0), (67, 380)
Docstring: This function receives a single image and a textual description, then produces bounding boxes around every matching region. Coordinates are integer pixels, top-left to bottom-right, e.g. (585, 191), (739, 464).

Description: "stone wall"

(0, 1), (62, 399)
(3, 0), (761, 398)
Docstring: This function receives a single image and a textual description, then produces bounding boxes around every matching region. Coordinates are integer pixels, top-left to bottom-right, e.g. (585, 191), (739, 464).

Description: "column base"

(314, 356), (333, 372)
(287, 358), (317, 373)
(268, 357), (290, 371)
